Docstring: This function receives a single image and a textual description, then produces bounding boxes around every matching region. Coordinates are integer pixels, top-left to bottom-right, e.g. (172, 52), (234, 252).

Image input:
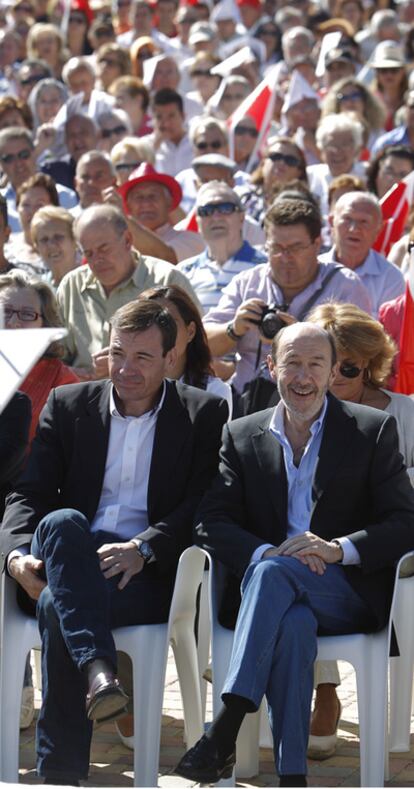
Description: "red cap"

(236, 0), (261, 7)
(71, 0), (94, 24)
(118, 162), (182, 210)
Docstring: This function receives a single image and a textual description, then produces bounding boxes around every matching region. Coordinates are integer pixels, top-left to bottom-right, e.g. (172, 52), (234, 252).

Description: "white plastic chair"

(205, 550), (414, 787)
(388, 554), (414, 752)
(0, 545), (206, 787)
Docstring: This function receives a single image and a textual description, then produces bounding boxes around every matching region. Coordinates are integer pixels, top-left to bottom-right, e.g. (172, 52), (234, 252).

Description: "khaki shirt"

(57, 250), (201, 370)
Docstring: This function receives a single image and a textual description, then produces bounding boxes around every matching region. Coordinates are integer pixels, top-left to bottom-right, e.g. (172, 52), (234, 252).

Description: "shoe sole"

(87, 688), (129, 723)
(175, 764), (234, 782)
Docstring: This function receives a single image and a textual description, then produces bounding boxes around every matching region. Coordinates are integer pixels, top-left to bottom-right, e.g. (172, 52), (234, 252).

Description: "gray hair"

(333, 190), (382, 219)
(74, 203), (129, 240)
(75, 149), (117, 177)
(62, 56), (95, 84)
(96, 108), (133, 135)
(28, 78), (68, 127)
(196, 180), (242, 208)
(0, 126), (33, 152)
(316, 113), (364, 150)
(189, 115), (228, 145)
(370, 9), (399, 34)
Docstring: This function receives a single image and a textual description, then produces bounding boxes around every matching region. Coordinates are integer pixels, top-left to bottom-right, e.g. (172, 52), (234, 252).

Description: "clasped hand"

(263, 531), (343, 575)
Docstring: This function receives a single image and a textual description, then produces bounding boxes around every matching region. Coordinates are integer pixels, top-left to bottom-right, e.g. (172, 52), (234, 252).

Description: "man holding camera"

(203, 198), (372, 394)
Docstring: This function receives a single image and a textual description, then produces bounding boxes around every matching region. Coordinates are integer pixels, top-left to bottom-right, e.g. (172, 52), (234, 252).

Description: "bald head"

(331, 191), (383, 267)
(334, 191), (382, 222)
(272, 322), (337, 367)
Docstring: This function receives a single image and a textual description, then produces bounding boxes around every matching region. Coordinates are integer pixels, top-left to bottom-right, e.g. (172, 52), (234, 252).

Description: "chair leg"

(197, 571), (211, 724)
(118, 627), (169, 788)
(355, 633), (388, 787)
(172, 622), (203, 749)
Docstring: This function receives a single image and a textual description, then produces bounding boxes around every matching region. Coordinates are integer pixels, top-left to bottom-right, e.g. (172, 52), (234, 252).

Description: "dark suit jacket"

(0, 391), (31, 520)
(0, 379), (228, 580)
(195, 393), (414, 631)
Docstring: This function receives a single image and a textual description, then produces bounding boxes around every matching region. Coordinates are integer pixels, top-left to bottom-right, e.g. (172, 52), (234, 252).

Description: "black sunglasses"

(267, 151), (301, 167)
(101, 125), (127, 138)
(197, 201), (241, 217)
(0, 148), (31, 164)
(195, 140), (223, 151)
(191, 69), (212, 77)
(339, 362), (363, 378)
(235, 125), (258, 138)
(115, 161), (141, 171)
(19, 73), (44, 86)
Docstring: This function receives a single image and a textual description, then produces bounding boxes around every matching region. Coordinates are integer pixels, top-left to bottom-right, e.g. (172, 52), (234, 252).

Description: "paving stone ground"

(14, 654), (414, 787)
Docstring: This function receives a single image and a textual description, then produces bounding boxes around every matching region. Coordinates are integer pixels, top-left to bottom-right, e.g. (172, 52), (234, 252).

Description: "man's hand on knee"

(8, 555), (46, 600)
(276, 532), (343, 567)
(262, 545), (327, 574)
(97, 542), (145, 590)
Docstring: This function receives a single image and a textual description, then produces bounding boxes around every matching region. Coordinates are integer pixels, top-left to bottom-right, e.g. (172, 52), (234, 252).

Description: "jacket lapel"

(147, 381), (190, 517)
(76, 381), (112, 518)
(251, 411), (288, 530)
(311, 394), (355, 518)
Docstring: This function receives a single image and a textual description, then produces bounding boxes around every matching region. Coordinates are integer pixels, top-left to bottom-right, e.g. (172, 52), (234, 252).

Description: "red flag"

(227, 63), (282, 174)
(395, 256), (414, 394)
(373, 171), (414, 258)
(180, 206), (198, 232)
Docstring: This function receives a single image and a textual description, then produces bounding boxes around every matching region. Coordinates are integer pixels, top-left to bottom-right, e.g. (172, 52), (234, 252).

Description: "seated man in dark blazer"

(0, 298), (228, 786)
(176, 321), (414, 787)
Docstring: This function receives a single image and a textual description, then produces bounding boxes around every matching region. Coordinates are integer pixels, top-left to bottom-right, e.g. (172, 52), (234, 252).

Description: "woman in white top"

(140, 284), (232, 417)
(306, 301), (414, 759)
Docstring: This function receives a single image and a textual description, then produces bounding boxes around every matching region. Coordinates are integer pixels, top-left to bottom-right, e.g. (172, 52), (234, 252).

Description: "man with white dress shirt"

(0, 297), (228, 786)
(319, 191), (405, 316)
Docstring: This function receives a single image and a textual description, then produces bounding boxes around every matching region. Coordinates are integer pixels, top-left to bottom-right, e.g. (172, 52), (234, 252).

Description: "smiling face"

(108, 325), (176, 415)
(262, 141), (303, 191)
(36, 85), (64, 124)
(18, 185), (52, 233)
(34, 217), (77, 275)
(270, 326), (337, 424)
(322, 129), (359, 177)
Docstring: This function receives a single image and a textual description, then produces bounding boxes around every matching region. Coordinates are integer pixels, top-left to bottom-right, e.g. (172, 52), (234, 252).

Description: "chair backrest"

(387, 550), (414, 657)
(167, 546), (207, 633)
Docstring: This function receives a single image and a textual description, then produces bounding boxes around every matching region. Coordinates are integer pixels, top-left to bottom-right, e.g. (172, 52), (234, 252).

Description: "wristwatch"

(131, 538), (154, 563)
(331, 539), (344, 563)
(226, 321), (243, 342)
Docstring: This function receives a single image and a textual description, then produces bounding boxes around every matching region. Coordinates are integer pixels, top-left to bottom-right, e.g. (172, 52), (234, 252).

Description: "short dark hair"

(110, 298), (177, 355)
(152, 87), (183, 116)
(0, 194), (8, 227)
(16, 172), (59, 207)
(366, 145), (414, 195)
(264, 197), (322, 241)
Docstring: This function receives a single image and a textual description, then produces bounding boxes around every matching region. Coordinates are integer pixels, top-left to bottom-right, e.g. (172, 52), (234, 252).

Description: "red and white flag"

(180, 206), (199, 233)
(373, 170), (414, 258)
(227, 62), (283, 174)
(395, 250), (414, 395)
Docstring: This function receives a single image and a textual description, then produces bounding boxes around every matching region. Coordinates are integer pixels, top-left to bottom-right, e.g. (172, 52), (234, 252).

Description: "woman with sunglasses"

(110, 136), (155, 185)
(239, 136), (307, 223)
(321, 77), (386, 152)
(306, 300), (414, 760)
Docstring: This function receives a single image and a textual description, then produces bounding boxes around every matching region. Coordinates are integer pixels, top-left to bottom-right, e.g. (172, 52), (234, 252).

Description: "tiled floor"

(16, 654), (414, 787)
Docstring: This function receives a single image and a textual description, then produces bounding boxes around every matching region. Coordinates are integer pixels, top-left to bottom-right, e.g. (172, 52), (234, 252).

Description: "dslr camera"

(252, 303), (290, 340)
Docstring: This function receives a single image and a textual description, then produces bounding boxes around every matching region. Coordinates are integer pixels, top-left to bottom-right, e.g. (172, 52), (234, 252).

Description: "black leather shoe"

(85, 659), (129, 723)
(174, 734), (236, 783)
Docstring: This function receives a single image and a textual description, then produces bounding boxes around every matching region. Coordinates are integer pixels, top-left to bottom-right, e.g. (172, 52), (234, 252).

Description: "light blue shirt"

(251, 399), (360, 565)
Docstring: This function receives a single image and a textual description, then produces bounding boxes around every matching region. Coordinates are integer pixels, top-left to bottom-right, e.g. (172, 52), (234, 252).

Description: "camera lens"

(260, 312), (285, 339)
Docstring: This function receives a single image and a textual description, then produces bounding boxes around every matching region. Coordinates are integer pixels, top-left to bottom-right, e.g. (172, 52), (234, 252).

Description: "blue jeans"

(221, 556), (374, 777)
(31, 508), (174, 780)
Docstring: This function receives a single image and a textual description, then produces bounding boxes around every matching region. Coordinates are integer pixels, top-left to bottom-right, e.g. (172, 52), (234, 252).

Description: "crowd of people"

(2, 0), (414, 783)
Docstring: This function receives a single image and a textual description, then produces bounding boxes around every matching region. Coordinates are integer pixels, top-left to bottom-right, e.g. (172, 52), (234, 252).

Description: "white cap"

(210, 44), (258, 77)
(211, 0), (241, 23)
(281, 70), (319, 115)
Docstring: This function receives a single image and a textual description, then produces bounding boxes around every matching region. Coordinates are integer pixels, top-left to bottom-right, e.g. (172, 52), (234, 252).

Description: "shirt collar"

(109, 379), (167, 419)
(269, 395), (328, 444)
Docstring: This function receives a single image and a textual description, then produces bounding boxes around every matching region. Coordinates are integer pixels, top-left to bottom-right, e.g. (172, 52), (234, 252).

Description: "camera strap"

(254, 264), (343, 371)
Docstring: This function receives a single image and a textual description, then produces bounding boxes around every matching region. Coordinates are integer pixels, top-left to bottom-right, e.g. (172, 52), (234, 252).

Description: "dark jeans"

(31, 508), (174, 780)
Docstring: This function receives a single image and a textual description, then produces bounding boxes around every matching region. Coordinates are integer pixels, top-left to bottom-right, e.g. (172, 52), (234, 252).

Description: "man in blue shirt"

(175, 321), (414, 787)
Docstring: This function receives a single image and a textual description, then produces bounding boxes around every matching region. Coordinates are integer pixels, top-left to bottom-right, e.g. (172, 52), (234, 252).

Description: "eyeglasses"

(19, 73), (44, 86)
(115, 161), (141, 171)
(2, 307), (42, 322)
(0, 148), (32, 165)
(267, 151), (301, 167)
(222, 93), (246, 101)
(101, 125), (127, 138)
(69, 13), (86, 23)
(197, 201), (241, 217)
(191, 69), (212, 77)
(258, 28), (279, 37)
(338, 362), (363, 378)
(266, 240), (313, 258)
(235, 125), (258, 138)
(99, 58), (121, 67)
(337, 90), (363, 103)
(194, 139), (223, 151)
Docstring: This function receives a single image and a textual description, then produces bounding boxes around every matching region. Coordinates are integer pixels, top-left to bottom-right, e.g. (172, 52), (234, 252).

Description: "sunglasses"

(197, 201), (240, 217)
(115, 161), (141, 171)
(0, 148), (31, 164)
(337, 90), (363, 103)
(19, 73), (44, 86)
(339, 362), (363, 378)
(191, 69), (212, 77)
(267, 151), (301, 167)
(69, 14), (85, 23)
(235, 125), (258, 138)
(101, 125), (127, 138)
(195, 140), (223, 151)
